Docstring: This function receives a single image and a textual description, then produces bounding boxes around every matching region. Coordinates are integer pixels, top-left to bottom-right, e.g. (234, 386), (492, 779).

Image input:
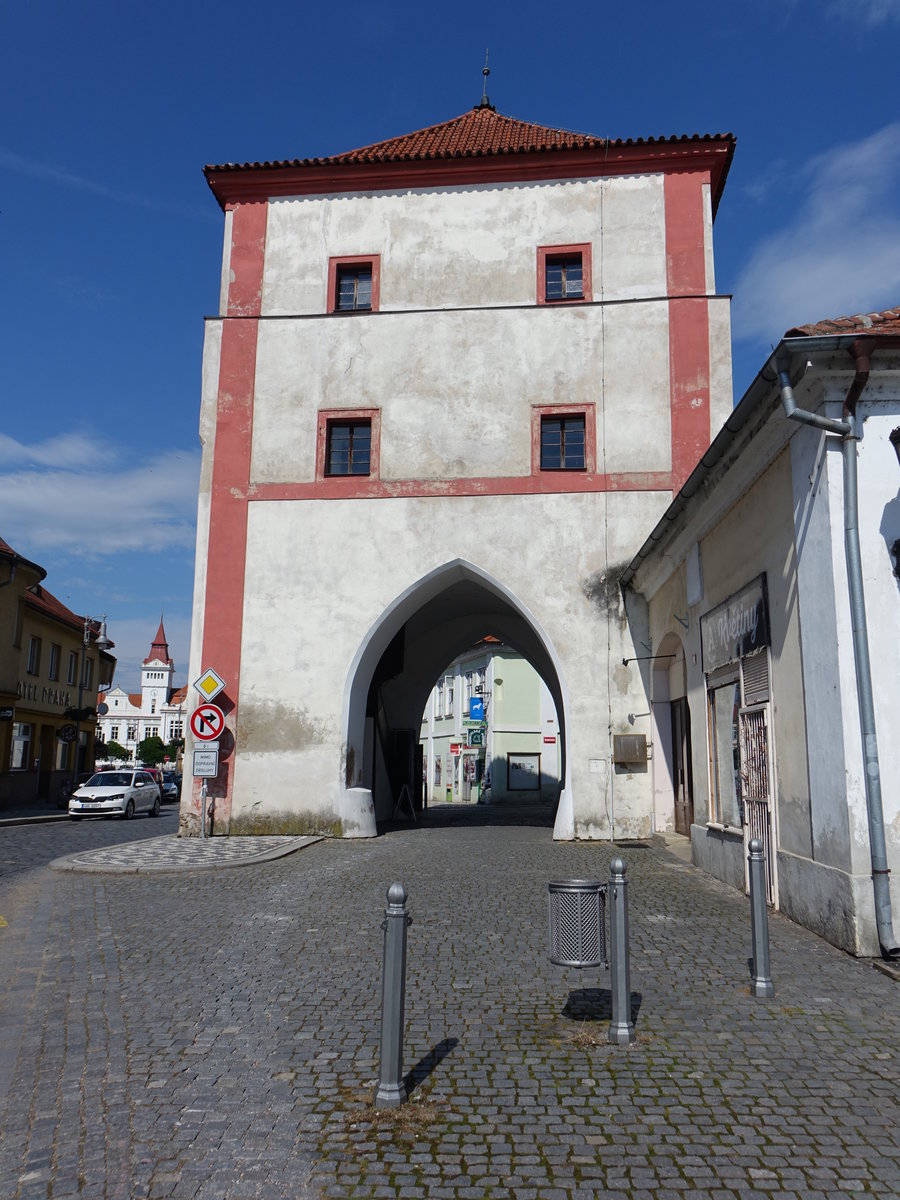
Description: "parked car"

(161, 772), (179, 803)
(56, 772), (93, 809)
(69, 770), (161, 820)
(137, 765), (164, 800)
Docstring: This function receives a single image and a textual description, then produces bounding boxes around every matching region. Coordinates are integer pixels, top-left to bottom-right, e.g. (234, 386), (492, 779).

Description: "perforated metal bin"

(548, 879), (608, 968)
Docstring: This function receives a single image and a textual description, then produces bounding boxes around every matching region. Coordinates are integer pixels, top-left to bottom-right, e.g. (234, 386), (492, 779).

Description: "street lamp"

(68, 615), (111, 790)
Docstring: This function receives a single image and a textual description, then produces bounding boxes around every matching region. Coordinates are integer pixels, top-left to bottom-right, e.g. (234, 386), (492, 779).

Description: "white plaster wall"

(849, 404), (900, 877)
(250, 303), (673, 484)
(789, 427), (852, 871)
(233, 486), (667, 837)
(261, 176), (667, 316)
(708, 298), (734, 429)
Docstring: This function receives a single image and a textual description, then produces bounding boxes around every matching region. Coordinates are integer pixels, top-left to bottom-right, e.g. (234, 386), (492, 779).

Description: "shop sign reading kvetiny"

(700, 574), (770, 673)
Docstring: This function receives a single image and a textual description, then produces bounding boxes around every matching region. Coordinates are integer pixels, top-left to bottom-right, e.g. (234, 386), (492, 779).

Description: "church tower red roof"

(143, 617), (173, 667)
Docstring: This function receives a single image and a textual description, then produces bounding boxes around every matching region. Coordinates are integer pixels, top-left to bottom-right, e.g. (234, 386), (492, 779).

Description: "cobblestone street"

(1, 807), (899, 1198)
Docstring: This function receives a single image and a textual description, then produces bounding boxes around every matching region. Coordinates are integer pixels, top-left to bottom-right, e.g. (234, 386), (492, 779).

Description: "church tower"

(141, 617), (174, 718)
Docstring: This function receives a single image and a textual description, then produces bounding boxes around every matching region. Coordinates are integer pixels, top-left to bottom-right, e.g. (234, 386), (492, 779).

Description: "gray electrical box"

(612, 733), (648, 763)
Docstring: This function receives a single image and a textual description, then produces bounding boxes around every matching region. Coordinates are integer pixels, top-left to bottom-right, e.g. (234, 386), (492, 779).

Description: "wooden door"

(671, 698), (694, 836)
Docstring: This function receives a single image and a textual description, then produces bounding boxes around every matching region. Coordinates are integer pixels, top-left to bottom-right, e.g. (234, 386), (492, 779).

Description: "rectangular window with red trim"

(537, 243), (592, 305)
(531, 403), (595, 475)
(541, 415), (586, 470)
(327, 255), (381, 313)
(325, 420), (372, 476)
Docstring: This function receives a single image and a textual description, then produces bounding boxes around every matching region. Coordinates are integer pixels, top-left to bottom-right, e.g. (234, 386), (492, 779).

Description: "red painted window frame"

(536, 243), (592, 305)
(531, 403), (596, 474)
(326, 254), (381, 314)
(316, 408), (382, 481)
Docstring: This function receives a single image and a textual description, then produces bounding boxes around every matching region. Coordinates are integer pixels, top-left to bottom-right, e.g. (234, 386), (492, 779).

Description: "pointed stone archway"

(339, 559), (573, 839)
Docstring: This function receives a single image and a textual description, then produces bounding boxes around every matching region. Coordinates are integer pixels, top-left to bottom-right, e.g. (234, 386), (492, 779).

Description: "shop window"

(11, 722), (33, 770)
(707, 675), (742, 829)
(537, 243), (592, 305)
(327, 255), (381, 313)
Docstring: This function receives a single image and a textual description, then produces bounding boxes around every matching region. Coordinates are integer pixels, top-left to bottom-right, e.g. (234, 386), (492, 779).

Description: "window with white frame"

(48, 643), (61, 681)
(82, 657), (93, 690)
(435, 679), (444, 719)
(11, 722), (33, 770)
(445, 676), (454, 717)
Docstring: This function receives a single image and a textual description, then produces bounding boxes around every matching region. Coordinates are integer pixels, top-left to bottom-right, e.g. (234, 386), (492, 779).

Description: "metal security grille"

(739, 705), (776, 905)
(548, 880), (607, 968)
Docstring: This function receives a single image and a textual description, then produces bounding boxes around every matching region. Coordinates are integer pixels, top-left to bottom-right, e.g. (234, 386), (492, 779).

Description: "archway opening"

(342, 561), (570, 832)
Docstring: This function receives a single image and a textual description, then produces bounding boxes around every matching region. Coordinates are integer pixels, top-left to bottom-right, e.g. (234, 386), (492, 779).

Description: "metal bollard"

(608, 857), (635, 1044)
(375, 882), (411, 1108)
(748, 838), (774, 998)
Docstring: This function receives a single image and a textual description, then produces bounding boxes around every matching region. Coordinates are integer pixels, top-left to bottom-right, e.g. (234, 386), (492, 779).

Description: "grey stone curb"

(49, 833), (323, 875)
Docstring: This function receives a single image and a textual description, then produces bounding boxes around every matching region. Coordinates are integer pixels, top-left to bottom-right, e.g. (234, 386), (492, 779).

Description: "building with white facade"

(623, 307), (900, 958)
(184, 99), (735, 839)
(97, 619), (186, 763)
(420, 640), (561, 808)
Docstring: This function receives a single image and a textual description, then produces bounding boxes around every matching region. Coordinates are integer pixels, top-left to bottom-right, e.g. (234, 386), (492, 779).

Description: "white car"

(69, 770), (162, 820)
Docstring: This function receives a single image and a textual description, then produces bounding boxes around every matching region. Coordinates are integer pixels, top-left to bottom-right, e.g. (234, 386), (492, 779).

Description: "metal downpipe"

(778, 366), (900, 959)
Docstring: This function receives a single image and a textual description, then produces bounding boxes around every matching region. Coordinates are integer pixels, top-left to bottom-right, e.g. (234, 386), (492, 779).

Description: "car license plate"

(84, 801), (100, 808)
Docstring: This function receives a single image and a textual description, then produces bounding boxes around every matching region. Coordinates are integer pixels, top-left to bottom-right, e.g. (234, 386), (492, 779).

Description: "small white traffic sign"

(193, 749), (219, 777)
(194, 667), (226, 702)
(190, 703), (225, 741)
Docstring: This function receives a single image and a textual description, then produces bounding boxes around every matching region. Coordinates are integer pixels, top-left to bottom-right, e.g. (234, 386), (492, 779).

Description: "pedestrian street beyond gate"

(1, 809), (899, 1199)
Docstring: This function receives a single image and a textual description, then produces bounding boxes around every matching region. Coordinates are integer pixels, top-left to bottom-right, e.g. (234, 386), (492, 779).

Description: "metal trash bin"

(548, 879), (608, 968)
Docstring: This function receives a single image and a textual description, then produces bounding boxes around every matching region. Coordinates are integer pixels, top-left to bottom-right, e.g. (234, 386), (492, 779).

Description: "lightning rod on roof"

(479, 48), (491, 108)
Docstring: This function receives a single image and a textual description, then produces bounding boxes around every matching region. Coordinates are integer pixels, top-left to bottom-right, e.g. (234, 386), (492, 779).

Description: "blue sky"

(2, 0), (899, 689)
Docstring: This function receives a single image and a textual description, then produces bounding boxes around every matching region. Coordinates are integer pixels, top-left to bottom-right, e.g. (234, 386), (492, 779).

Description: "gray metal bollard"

(375, 882), (411, 1108)
(608, 857), (635, 1044)
(748, 838), (774, 998)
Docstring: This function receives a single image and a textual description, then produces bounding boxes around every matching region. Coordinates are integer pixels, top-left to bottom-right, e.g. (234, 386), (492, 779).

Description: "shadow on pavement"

(562, 987), (643, 1027)
(378, 798), (557, 833)
(404, 1036), (460, 1094)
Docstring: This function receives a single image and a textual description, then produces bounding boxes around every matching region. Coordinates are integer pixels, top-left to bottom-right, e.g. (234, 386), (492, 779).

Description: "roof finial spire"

(479, 48), (492, 109)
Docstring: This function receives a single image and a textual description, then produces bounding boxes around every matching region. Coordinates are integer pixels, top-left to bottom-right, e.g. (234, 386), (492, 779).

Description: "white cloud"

(828, 0), (900, 25)
(0, 434), (201, 555)
(0, 146), (215, 222)
(732, 123), (900, 342)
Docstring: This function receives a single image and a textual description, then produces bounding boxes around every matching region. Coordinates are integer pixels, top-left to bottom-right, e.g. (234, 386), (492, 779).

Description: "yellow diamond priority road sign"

(194, 667), (226, 702)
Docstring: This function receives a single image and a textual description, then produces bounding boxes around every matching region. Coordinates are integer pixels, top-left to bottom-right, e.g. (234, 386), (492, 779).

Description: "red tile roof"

(25, 584), (85, 632)
(209, 104), (731, 171)
(143, 616), (173, 667)
(786, 305), (900, 338)
(205, 105), (735, 214)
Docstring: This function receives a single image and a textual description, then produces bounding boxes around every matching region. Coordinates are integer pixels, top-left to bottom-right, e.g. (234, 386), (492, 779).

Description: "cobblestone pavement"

(1, 803), (899, 1199)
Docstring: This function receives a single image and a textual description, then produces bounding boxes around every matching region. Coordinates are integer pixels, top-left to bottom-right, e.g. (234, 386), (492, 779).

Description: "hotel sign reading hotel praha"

(700, 575), (770, 673)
